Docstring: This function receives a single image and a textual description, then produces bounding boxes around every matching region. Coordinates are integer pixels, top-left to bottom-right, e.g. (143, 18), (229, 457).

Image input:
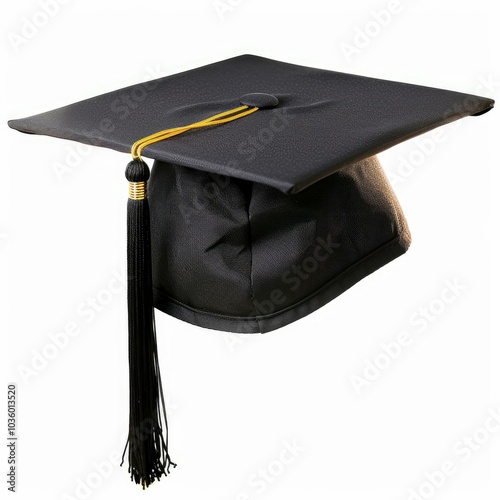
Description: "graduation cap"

(8, 54), (494, 488)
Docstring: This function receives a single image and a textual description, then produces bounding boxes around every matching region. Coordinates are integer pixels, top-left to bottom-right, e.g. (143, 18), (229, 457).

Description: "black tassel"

(121, 158), (175, 488)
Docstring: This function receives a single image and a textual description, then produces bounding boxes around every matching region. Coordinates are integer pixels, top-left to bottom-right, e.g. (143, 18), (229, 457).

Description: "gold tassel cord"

(131, 105), (259, 160)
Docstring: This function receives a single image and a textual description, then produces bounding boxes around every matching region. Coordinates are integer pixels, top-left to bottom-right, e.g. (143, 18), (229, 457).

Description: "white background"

(1, 1), (499, 499)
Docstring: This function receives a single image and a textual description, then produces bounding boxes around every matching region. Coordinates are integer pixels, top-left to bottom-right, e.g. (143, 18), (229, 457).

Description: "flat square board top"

(8, 54), (494, 193)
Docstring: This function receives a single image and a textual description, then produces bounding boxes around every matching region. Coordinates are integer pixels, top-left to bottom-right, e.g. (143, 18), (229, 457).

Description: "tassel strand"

(121, 158), (175, 488)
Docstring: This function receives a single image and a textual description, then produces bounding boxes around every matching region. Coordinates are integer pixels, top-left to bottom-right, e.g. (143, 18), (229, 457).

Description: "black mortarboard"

(8, 54), (494, 488)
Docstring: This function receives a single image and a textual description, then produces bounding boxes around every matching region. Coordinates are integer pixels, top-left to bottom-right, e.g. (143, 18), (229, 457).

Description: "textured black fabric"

(8, 54), (493, 194)
(7, 54), (492, 332)
(150, 156), (411, 333)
